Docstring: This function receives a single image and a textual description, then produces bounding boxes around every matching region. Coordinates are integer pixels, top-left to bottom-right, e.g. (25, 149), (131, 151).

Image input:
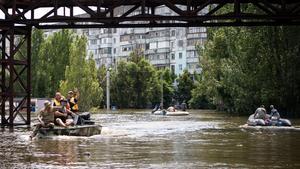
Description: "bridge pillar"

(0, 26), (32, 126)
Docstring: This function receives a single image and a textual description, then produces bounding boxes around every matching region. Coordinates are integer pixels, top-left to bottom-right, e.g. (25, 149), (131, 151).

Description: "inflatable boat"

(239, 124), (300, 131)
(152, 110), (189, 116)
(247, 114), (292, 126)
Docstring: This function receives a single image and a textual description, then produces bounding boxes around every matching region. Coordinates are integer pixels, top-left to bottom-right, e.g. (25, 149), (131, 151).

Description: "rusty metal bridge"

(1, 0), (300, 126)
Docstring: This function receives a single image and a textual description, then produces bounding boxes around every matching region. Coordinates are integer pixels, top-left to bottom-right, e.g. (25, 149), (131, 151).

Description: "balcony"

(187, 57), (199, 63)
(150, 59), (170, 66)
(99, 43), (113, 48)
(145, 48), (170, 55)
(148, 36), (170, 43)
(187, 33), (207, 39)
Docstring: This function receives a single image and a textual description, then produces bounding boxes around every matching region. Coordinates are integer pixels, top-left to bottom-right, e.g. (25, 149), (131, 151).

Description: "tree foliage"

(191, 26), (300, 116)
(30, 30), (103, 111)
(175, 70), (195, 106)
(32, 30), (75, 97)
(110, 51), (160, 108)
(59, 36), (103, 111)
(31, 29), (45, 97)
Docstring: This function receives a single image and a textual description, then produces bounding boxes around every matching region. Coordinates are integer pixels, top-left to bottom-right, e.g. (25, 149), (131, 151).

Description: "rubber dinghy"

(246, 114), (292, 126)
(152, 110), (189, 116)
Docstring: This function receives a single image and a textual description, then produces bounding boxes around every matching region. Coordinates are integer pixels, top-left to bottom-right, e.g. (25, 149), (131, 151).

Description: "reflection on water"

(1, 110), (300, 168)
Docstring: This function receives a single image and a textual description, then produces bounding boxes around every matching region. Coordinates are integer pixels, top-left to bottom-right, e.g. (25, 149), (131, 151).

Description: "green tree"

(37, 30), (75, 97)
(59, 36), (103, 111)
(192, 26), (300, 116)
(110, 51), (160, 108)
(175, 69), (195, 107)
(97, 65), (108, 108)
(31, 29), (45, 97)
(157, 68), (176, 108)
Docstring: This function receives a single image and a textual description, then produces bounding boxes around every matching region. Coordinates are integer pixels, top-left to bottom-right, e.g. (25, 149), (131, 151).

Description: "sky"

(0, 7), (88, 19)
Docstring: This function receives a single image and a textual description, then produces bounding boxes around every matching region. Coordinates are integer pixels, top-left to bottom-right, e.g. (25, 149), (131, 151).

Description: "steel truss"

(0, 26), (31, 126)
(0, 0), (300, 29)
(0, 0), (300, 126)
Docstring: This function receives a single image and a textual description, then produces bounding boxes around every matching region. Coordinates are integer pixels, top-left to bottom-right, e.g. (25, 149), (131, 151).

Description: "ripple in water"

(98, 121), (220, 138)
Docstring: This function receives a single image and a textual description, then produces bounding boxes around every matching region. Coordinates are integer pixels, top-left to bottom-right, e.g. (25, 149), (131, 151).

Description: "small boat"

(247, 114), (292, 126)
(152, 110), (189, 116)
(239, 124), (300, 131)
(33, 112), (102, 138)
(37, 124), (102, 138)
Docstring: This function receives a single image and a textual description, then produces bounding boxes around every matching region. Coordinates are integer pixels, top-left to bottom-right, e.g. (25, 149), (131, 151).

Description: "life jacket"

(53, 98), (63, 112)
(69, 97), (79, 112)
(53, 99), (61, 106)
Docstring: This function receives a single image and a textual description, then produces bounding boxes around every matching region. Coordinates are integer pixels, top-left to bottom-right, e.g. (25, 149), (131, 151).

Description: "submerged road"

(1, 110), (300, 168)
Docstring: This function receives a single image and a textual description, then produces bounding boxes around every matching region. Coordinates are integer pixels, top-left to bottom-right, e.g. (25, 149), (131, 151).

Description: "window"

(121, 45), (133, 52)
(179, 52), (182, 59)
(178, 40), (183, 47)
(170, 41), (174, 49)
(171, 53), (175, 60)
(120, 35), (130, 42)
(99, 47), (112, 54)
(90, 39), (97, 45)
(187, 39), (200, 46)
(171, 65), (175, 73)
(179, 64), (182, 70)
(113, 48), (116, 54)
(171, 30), (176, 36)
(187, 51), (197, 58)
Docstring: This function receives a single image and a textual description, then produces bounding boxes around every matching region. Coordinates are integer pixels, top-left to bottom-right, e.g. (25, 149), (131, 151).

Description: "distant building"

(44, 6), (207, 76)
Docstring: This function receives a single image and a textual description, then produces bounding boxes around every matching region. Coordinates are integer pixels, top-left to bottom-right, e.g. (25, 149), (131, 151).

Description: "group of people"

(254, 104), (281, 123)
(30, 90), (79, 139)
(152, 101), (187, 113)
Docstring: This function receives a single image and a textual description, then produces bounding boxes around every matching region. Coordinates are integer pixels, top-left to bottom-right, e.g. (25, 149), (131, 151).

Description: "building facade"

(46, 6), (207, 75)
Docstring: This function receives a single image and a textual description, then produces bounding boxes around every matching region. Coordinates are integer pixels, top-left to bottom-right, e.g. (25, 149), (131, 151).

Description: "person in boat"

(67, 90), (79, 113)
(254, 105), (267, 119)
(151, 104), (159, 113)
(167, 106), (176, 112)
(52, 92), (74, 127)
(269, 105), (280, 120)
(181, 101), (187, 111)
(30, 101), (55, 139)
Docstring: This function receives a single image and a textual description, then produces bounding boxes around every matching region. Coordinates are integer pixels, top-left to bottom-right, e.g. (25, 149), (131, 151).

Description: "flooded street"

(1, 110), (300, 168)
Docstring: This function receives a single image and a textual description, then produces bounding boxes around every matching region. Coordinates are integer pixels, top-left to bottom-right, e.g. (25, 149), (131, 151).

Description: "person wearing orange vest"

(67, 90), (79, 113)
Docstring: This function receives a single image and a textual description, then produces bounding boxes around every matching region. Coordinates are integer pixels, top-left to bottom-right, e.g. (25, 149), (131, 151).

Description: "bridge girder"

(0, 0), (299, 29)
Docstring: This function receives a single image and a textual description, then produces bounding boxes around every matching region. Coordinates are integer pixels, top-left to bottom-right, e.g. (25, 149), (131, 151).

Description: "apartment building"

(45, 6), (207, 75)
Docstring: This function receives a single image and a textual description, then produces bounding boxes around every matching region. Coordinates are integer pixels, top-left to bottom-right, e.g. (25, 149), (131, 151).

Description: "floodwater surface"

(1, 110), (300, 169)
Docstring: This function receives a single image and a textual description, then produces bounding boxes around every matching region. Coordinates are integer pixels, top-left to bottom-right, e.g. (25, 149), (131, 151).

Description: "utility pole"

(161, 74), (163, 108)
(106, 68), (111, 110)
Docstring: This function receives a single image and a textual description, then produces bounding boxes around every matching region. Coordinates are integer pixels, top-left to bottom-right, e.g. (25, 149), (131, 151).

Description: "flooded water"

(1, 110), (300, 168)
